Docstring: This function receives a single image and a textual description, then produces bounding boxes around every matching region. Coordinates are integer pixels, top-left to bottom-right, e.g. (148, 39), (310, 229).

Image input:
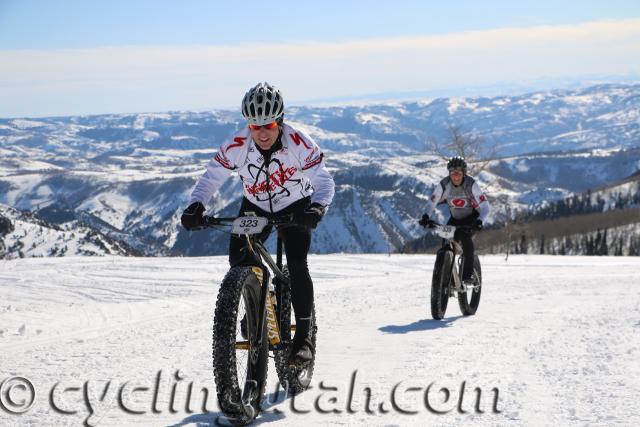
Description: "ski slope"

(1, 255), (639, 426)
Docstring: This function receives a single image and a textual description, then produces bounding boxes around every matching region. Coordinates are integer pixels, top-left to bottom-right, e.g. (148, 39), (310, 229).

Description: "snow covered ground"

(1, 254), (639, 426)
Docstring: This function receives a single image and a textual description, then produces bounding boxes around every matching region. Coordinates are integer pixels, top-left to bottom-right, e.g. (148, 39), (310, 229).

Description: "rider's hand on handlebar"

(181, 201), (205, 230)
(295, 202), (326, 229)
(418, 213), (430, 228)
(474, 219), (483, 230)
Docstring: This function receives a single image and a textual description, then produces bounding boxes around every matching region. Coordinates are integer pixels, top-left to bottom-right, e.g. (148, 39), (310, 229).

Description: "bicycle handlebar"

(200, 213), (297, 228)
(426, 220), (478, 231)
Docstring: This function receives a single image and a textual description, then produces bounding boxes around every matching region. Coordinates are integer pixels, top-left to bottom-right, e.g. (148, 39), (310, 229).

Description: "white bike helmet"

(241, 82), (284, 126)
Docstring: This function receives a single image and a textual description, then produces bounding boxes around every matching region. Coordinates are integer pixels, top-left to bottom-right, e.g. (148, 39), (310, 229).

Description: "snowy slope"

(1, 255), (639, 426)
(0, 204), (138, 258)
(587, 174), (640, 211)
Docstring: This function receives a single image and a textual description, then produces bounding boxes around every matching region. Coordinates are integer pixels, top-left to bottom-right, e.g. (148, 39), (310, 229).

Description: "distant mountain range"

(1, 83), (639, 257)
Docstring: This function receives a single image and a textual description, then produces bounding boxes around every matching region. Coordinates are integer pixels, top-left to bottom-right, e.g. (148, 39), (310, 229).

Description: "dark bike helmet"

(241, 82), (284, 126)
(447, 156), (467, 173)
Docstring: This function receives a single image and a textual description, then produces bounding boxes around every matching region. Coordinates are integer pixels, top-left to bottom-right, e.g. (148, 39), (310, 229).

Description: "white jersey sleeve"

(289, 129), (335, 207)
(424, 182), (444, 217)
(189, 136), (247, 205)
(471, 181), (491, 221)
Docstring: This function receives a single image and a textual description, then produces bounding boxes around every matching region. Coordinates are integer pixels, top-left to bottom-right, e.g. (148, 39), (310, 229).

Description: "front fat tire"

(431, 249), (453, 320)
(457, 254), (482, 316)
(274, 266), (317, 395)
(213, 266), (268, 426)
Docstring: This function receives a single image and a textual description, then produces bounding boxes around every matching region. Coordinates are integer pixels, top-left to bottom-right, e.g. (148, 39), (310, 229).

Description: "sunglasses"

(248, 122), (278, 131)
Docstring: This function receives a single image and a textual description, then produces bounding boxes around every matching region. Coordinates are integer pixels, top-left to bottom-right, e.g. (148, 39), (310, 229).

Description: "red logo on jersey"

(245, 164), (298, 196)
(290, 132), (311, 149)
(479, 194), (487, 202)
(225, 137), (246, 153)
(451, 198), (467, 208)
(214, 153), (233, 169)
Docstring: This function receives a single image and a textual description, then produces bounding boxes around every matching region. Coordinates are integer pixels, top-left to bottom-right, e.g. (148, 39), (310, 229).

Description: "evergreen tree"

(520, 234), (528, 254)
(586, 235), (594, 255)
(600, 229), (609, 255)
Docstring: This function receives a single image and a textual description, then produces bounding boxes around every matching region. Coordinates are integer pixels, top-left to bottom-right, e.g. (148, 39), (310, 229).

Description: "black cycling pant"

(229, 197), (314, 319)
(447, 211), (479, 282)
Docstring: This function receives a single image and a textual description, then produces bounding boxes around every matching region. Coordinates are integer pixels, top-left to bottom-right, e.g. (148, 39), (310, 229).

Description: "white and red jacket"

(189, 123), (335, 213)
(425, 175), (491, 221)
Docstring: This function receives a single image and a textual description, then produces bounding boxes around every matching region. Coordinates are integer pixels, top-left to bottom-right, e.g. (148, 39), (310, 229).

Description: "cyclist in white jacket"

(181, 82), (335, 364)
(419, 156), (490, 287)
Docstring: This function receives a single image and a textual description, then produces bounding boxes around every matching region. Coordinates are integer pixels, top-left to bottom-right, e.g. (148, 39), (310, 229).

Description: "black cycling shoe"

(288, 318), (314, 365)
(289, 337), (314, 365)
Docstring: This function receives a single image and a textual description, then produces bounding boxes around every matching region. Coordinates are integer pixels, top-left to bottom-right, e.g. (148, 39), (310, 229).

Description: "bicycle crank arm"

(456, 283), (480, 293)
(235, 341), (250, 350)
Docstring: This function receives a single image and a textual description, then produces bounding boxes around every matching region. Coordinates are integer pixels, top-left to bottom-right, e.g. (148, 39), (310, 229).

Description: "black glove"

(181, 202), (205, 230)
(474, 219), (483, 230)
(296, 203), (326, 229)
(418, 213), (430, 228)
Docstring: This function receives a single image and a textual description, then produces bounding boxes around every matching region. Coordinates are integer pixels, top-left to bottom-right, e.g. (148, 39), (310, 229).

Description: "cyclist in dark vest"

(419, 156), (491, 286)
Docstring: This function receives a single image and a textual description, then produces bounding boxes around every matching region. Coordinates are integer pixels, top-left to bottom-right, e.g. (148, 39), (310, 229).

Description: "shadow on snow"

(168, 389), (289, 427)
(378, 315), (465, 334)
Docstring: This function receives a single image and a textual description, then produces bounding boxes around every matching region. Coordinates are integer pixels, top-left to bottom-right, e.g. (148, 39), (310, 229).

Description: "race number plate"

(434, 225), (456, 240)
(232, 216), (268, 235)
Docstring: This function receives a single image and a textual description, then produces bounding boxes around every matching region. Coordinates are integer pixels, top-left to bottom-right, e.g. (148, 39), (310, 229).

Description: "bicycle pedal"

(288, 361), (312, 389)
(288, 360), (310, 374)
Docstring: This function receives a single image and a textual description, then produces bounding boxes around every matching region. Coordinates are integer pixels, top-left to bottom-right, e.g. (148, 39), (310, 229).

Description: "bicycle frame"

(443, 239), (465, 295)
(251, 235), (289, 350)
(431, 222), (474, 295)
(201, 215), (293, 350)
(429, 220), (483, 319)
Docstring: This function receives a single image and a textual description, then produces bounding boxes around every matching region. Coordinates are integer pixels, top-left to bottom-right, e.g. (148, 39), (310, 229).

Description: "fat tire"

(212, 266), (268, 426)
(457, 254), (482, 316)
(431, 248), (453, 320)
(273, 266), (317, 395)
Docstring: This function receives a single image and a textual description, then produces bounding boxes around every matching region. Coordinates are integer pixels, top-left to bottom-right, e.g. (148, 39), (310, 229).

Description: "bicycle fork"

(254, 265), (282, 350)
(234, 236), (293, 353)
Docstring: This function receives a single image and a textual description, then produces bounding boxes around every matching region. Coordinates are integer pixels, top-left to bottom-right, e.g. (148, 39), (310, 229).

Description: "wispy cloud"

(1, 19), (639, 117)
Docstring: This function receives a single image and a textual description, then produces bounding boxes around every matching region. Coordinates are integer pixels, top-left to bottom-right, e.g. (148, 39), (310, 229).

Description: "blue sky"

(2, 0), (639, 49)
(1, 0), (639, 117)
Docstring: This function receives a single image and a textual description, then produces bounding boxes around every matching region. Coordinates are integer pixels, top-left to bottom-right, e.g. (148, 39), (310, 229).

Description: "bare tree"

(428, 124), (497, 176)
(427, 123), (516, 257)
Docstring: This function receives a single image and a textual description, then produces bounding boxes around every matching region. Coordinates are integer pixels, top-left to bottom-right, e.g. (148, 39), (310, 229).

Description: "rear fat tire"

(273, 266), (317, 395)
(213, 267), (268, 426)
(457, 254), (482, 316)
(431, 248), (453, 320)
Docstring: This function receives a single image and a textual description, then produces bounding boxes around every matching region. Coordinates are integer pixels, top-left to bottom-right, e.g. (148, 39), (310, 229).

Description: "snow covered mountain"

(0, 204), (139, 258)
(1, 83), (639, 256)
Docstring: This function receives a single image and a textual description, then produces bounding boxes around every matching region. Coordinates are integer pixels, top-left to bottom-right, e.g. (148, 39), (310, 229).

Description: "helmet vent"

(241, 82), (285, 125)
